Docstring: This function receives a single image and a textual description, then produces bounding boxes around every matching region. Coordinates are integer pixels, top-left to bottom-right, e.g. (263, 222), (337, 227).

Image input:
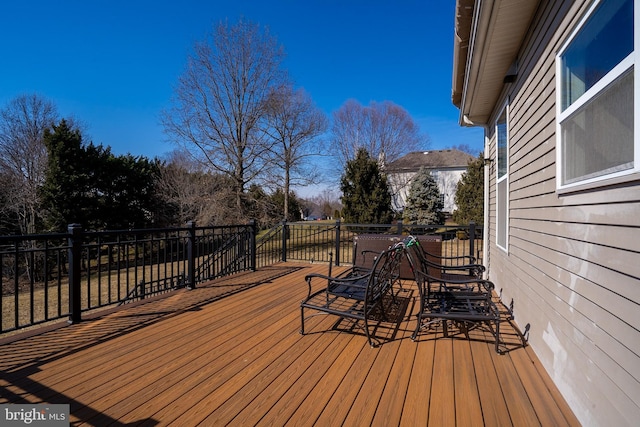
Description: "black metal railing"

(255, 220), (481, 268)
(1, 222), (256, 333)
(2, 219), (480, 334)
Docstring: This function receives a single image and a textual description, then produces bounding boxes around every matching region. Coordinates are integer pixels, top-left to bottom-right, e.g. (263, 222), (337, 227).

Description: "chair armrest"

(438, 278), (495, 295)
(436, 262), (486, 273)
(421, 257), (485, 277)
(304, 272), (371, 299)
(425, 252), (477, 264)
(418, 269), (494, 295)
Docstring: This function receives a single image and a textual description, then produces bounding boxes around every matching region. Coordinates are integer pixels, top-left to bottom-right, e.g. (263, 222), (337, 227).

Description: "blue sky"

(2, 0), (483, 192)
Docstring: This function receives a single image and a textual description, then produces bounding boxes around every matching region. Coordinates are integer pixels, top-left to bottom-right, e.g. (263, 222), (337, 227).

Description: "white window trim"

(496, 103), (509, 253)
(555, 0), (638, 191)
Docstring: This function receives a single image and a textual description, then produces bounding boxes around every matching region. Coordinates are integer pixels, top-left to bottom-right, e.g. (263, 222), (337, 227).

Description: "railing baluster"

(186, 221), (196, 289)
(249, 220), (256, 271)
(281, 220), (287, 262)
(14, 241), (19, 329)
(68, 224), (82, 324)
(469, 221), (476, 261)
(29, 247), (35, 325)
(334, 220), (341, 266)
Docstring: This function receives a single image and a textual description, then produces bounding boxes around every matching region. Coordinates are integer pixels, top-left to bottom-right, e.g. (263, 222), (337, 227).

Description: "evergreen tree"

(403, 167), (445, 225)
(245, 184), (280, 228)
(340, 148), (393, 224)
(40, 120), (97, 231)
(453, 153), (485, 225)
(100, 153), (161, 229)
(41, 119), (161, 231)
(270, 189), (303, 222)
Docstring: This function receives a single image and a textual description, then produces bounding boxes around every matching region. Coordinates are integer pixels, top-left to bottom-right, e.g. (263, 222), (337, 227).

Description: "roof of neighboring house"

(385, 149), (474, 172)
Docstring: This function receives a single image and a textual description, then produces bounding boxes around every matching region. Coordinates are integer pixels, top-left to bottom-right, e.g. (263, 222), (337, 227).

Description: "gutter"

(452, 0), (475, 108)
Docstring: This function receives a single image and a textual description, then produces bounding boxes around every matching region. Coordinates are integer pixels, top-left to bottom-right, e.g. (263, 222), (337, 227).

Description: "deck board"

(471, 334), (513, 426)
(400, 337), (435, 426)
(0, 262), (580, 426)
(453, 339), (484, 426)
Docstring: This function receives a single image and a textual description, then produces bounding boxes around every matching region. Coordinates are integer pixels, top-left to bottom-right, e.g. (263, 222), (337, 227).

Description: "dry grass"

(1, 260), (188, 334)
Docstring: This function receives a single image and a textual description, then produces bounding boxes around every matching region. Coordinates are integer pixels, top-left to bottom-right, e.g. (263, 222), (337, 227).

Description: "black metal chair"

(404, 235), (485, 280)
(402, 240), (502, 353)
(300, 243), (404, 347)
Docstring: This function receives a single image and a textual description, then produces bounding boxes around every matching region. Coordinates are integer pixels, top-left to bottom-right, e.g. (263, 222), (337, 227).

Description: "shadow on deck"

(0, 263), (579, 426)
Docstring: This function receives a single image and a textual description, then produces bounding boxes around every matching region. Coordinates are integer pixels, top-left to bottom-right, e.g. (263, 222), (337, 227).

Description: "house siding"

(484, 1), (640, 425)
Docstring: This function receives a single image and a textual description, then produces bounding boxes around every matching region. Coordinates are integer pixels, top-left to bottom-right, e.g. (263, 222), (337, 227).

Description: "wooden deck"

(0, 262), (579, 426)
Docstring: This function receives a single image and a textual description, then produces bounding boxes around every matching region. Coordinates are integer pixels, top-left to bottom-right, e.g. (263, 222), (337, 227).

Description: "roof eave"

(452, 0), (540, 127)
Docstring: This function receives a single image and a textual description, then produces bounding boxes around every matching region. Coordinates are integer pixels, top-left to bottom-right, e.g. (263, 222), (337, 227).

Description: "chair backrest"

(354, 234), (442, 279)
(411, 267), (430, 295)
(364, 244), (403, 305)
(402, 236), (446, 279)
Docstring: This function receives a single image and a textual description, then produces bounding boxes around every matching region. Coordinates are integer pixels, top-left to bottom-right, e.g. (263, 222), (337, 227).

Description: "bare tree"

(0, 94), (58, 234)
(330, 99), (427, 168)
(156, 149), (241, 226)
(263, 85), (328, 220)
(162, 18), (287, 215)
(450, 143), (481, 156)
(310, 189), (341, 219)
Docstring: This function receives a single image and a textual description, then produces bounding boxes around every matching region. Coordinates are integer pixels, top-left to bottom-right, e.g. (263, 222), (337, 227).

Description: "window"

(557, 0), (636, 188)
(496, 106), (509, 251)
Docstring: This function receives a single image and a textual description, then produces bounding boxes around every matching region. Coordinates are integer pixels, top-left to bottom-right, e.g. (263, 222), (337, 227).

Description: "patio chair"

(410, 266), (502, 353)
(300, 242), (404, 347)
(404, 235), (485, 280)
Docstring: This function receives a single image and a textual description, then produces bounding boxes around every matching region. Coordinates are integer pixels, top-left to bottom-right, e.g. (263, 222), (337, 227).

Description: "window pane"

(497, 110), (507, 179)
(561, 0), (633, 111)
(561, 69), (634, 185)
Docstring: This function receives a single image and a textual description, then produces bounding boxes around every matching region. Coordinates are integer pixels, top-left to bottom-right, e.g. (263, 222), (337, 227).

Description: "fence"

(255, 220), (481, 268)
(2, 220), (480, 334)
(1, 222), (256, 333)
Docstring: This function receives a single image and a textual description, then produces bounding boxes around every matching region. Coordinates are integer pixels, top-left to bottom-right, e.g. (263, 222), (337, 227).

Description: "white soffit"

(459, 0), (539, 125)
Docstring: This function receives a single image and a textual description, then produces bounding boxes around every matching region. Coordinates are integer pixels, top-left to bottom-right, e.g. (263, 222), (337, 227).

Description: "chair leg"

(411, 312), (422, 340)
(300, 306), (305, 335)
(363, 318), (378, 347)
(494, 317), (501, 354)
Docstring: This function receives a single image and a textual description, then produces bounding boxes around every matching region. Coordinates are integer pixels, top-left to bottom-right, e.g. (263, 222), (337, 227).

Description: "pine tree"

(453, 153), (484, 225)
(403, 167), (445, 225)
(41, 119), (161, 232)
(340, 148), (393, 224)
(40, 120), (96, 231)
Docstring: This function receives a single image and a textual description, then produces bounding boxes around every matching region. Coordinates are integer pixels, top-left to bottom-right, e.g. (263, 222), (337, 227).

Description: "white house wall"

(483, 1), (640, 425)
(388, 168), (466, 214)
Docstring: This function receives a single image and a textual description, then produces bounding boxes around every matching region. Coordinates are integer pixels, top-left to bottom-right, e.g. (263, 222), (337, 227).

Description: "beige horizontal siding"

(482, 0), (640, 425)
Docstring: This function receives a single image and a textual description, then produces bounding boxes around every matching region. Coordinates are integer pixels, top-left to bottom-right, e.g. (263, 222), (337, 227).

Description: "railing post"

(469, 221), (476, 261)
(186, 221), (196, 289)
(249, 220), (257, 271)
(138, 280), (146, 300)
(396, 221), (403, 235)
(334, 219), (341, 266)
(67, 224), (82, 324)
(281, 219), (287, 262)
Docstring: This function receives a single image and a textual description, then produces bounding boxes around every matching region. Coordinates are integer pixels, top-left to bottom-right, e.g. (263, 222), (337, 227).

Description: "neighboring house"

(452, 0), (638, 425)
(385, 149), (474, 214)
